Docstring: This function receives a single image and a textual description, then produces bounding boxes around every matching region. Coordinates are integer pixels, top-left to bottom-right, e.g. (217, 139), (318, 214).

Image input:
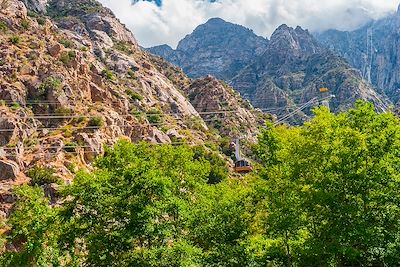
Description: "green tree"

(187, 180), (254, 266)
(60, 141), (212, 266)
(255, 102), (400, 266)
(0, 186), (75, 267)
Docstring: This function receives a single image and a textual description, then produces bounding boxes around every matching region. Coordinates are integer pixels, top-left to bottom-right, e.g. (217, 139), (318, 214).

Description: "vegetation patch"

(38, 77), (63, 96)
(102, 69), (115, 81)
(2, 103), (400, 267)
(0, 21), (8, 32)
(63, 142), (78, 153)
(9, 35), (20, 45)
(59, 50), (76, 65)
(20, 19), (30, 30)
(126, 89), (143, 101)
(27, 166), (60, 186)
(113, 41), (133, 54)
(88, 116), (104, 127)
(147, 109), (163, 124)
(59, 38), (74, 48)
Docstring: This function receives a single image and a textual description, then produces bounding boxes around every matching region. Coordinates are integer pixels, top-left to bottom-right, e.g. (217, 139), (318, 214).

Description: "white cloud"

(98, 0), (399, 48)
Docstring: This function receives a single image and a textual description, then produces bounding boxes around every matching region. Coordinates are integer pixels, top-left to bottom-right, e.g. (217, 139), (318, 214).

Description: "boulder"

(76, 132), (104, 162)
(166, 129), (184, 141)
(0, 118), (17, 146)
(1, 0), (27, 19)
(47, 85), (70, 109)
(48, 43), (63, 57)
(0, 160), (19, 181)
(90, 82), (110, 102)
(91, 30), (114, 49)
(0, 82), (26, 104)
(142, 62), (152, 70)
(149, 127), (171, 144)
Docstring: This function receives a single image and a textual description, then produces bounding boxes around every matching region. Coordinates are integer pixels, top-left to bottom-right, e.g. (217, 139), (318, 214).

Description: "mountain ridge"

(147, 17), (269, 81)
(149, 18), (391, 119)
(316, 6), (400, 105)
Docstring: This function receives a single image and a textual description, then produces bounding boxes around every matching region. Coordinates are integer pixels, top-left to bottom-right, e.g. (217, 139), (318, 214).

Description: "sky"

(98, 0), (399, 48)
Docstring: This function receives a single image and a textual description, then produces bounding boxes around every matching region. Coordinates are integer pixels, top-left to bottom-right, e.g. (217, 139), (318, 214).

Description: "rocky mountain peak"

(45, 0), (138, 57)
(148, 17), (268, 80)
(203, 17), (227, 26)
(177, 17), (265, 53)
(269, 24), (322, 56)
(187, 76), (263, 139)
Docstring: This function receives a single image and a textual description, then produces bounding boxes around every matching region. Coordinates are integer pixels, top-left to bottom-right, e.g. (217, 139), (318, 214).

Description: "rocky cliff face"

(0, 0), (261, 217)
(21, 0), (49, 13)
(187, 76), (264, 140)
(148, 53), (264, 141)
(231, 25), (390, 118)
(316, 7), (400, 105)
(148, 18), (269, 81)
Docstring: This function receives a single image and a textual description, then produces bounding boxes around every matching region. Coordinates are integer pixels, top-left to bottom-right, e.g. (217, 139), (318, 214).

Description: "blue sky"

(99, 0), (399, 48)
(132, 0), (162, 6)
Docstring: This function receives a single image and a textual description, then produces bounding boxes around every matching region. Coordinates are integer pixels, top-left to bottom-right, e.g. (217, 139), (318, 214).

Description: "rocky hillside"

(187, 76), (265, 140)
(231, 25), (390, 117)
(0, 0), (262, 217)
(316, 5), (400, 105)
(148, 53), (264, 141)
(148, 18), (269, 81)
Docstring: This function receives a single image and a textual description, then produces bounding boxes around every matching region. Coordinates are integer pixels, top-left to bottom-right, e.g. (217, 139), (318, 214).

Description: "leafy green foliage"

(38, 77), (63, 96)
(113, 41), (133, 54)
(102, 69), (115, 81)
(61, 141), (213, 266)
(27, 166), (60, 186)
(59, 38), (73, 48)
(147, 109), (163, 124)
(0, 186), (72, 267)
(192, 146), (229, 184)
(126, 89), (143, 101)
(88, 116), (104, 127)
(0, 20), (8, 32)
(59, 50), (76, 65)
(20, 19), (30, 30)
(2, 102), (400, 266)
(9, 35), (20, 45)
(254, 101), (400, 266)
(63, 142), (78, 153)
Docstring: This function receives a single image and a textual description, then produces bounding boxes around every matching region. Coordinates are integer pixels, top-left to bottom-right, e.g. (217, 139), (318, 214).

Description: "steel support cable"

(0, 116), (229, 133)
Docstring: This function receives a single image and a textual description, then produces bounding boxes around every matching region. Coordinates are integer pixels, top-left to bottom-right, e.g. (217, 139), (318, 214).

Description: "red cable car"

(234, 159), (253, 173)
(233, 138), (253, 174)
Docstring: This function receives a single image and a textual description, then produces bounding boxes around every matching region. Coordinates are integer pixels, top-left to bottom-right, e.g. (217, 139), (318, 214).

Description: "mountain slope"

(317, 6), (400, 105)
(148, 18), (269, 81)
(0, 0), (262, 217)
(187, 76), (264, 139)
(231, 25), (390, 117)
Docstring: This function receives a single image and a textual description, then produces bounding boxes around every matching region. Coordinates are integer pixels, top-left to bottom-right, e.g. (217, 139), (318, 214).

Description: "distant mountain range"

(316, 5), (400, 105)
(148, 17), (393, 117)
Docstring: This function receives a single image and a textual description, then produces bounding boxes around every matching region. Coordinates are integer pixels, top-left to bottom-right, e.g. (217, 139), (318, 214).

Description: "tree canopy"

(1, 102), (400, 266)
